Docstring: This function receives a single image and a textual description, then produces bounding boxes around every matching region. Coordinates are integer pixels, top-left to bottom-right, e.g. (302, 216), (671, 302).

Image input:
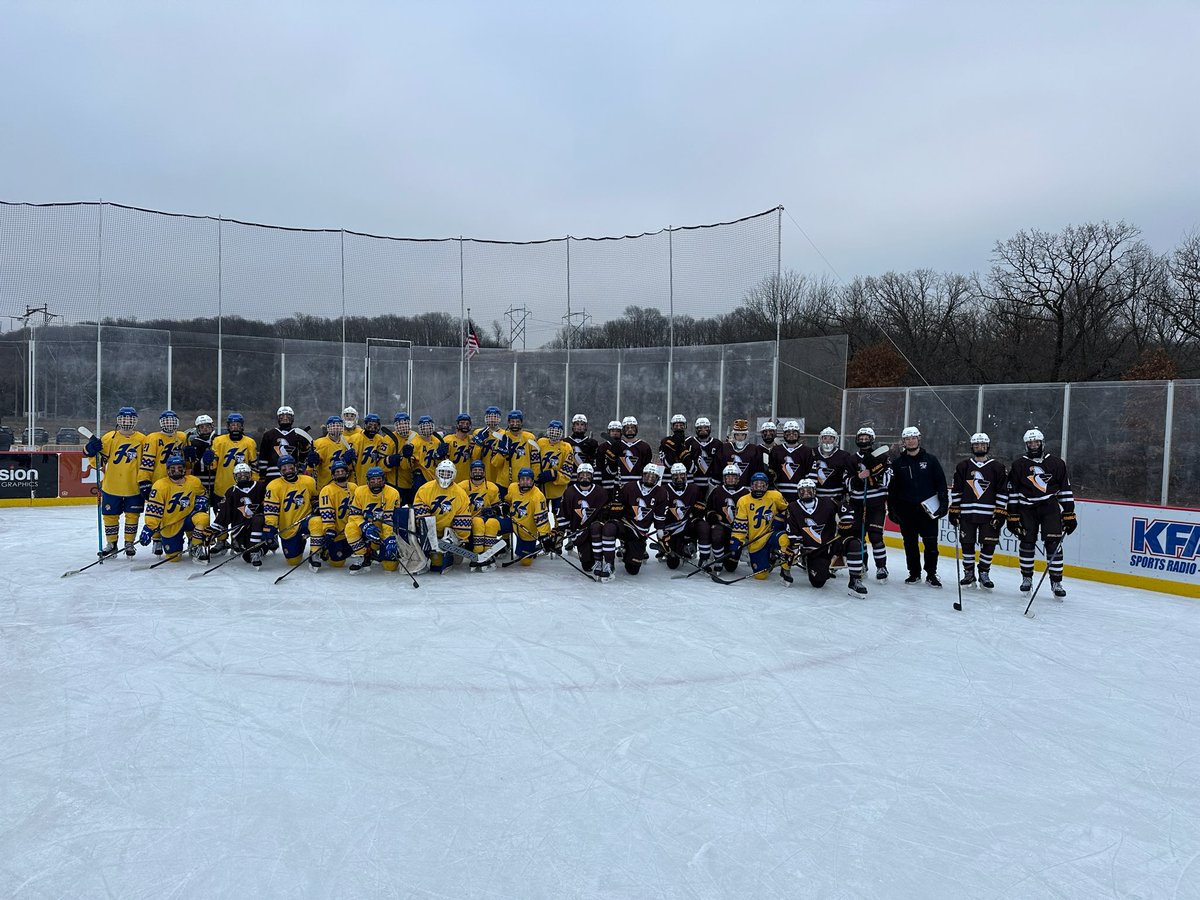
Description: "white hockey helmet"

(195, 414), (213, 427)
(277, 405), (294, 418)
(971, 432), (990, 445)
(435, 459), (457, 488)
(1023, 428), (1044, 443)
(797, 477), (818, 499)
(233, 461), (254, 483)
(761, 421), (777, 433)
(901, 426), (921, 439)
(575, 462), (595, 479)
(670, 414), (686, 426)
(342, 406), (358, 423)
(572, 413), (588, 425)
(622, 416), (637, 427)
(607, 420), (621, 432)
(722, 463), (742, 486)
(695, 416), (711, 429)
(670, 462), (688, 478)
(641, 463), (663, 485)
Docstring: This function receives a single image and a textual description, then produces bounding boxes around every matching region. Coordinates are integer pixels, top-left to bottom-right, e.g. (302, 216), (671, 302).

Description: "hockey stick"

(553, 550), (599, 581)
(500, 549), (541, 568)
(272, 548), (321, 584)
(952, 526), (964, 612)
(61, 545), (123, 578)
(186, 537), (273, 579)
(670, 553), (727, 579)
(1023, 537), (1064, 619)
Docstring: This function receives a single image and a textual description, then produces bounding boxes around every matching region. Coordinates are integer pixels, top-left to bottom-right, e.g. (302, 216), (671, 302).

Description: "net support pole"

(717, 347), (725, 438)
(667, 226), (674, 427)
(565, 237), (571, 423)
(458, 237), (465, 413)
(95, 200), (104, 432)
(340, 229), (346, 411)
(615, 350), (622, 421)
(166, 342), (173, 410)
(771, 208), (782, 421)
(280, 353), (287, 409)
(1162, 380), (1174, 506)
(217, 216), (223, 423)
(1061, 383), (1072, 461)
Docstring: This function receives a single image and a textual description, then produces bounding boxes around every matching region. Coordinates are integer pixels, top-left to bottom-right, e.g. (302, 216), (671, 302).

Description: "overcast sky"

(2, 1), (1197, 340)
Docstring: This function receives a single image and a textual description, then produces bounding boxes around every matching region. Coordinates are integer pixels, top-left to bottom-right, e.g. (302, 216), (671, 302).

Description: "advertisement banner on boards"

(0, 452), (61, 500)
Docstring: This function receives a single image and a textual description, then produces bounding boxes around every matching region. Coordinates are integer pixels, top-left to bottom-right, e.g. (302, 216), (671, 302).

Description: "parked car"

(56, 427), (81, 444)
(21, 426), (50, 445)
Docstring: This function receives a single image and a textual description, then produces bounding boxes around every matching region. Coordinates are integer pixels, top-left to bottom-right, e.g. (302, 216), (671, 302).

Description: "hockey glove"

(991, 507), (1007, 532)
(540, 534), (559, 556)
(343, 448), (357, 466)
(401, 443), (414, 460)
(261, 525), (278, 543)
(138, 525), (155, 546)
(385, 453), (401, 468)
(138, 481), (152, 501)
(201, 448), (216, 467)
(184, 444), (197, 462)
(1006, 514), (1025, 539)
(436, 442), (449, 459)
(84, 435), (104, 457)
(471, 430), (488, 448)
(361, 521), (381, 544)
(194, 494), (208, 513)
(380, 536), (399, 561)
(1062, 511), (1078, 535)
(496, 434), (514, 458)
(537, 469), (555, 484)
(306, 450), (320, 468)
(947, 507), (960, 528)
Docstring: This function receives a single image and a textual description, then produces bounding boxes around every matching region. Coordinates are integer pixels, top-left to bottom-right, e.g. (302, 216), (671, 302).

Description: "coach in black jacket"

(888, 426), (949, 587)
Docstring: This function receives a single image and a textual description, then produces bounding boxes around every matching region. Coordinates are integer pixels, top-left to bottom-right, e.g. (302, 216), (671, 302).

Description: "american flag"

(465, 322), (480, 361)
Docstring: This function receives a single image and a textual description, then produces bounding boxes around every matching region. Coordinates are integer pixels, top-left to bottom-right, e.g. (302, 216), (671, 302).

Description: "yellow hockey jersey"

(264, 473), (318, 536)
(138, 429), (190, 487)
(211, 434), (259, 497)
(536, 437), (574, 501)
(310, 436), (357, 490)
(92, 430), (146, 496)
(732, 489), (788, 551)
(144, 474), (208, 538)
(504, 482), (551, 541)
(316, 479), (358, 539)
(443, 431), (481, 484)
(413, 480), (474, 541)
(348, 482), (403, 528)
(355, 432), (392, 486)
(458, 477), (501, 516)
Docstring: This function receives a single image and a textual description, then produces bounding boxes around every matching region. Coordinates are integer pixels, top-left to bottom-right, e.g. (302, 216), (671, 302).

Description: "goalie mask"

(731, 419), (749, 449)
(159, 410), (179, 433)
(341, 407), (359, 428)
(435, 459), (457, 489)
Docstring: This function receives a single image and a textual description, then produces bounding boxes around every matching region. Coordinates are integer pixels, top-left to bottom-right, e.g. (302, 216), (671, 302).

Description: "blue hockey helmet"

(165, 455), (185, 474)
(117, 406), (138, 418)
(750, 472), (769, 485)
(326, 415), (343, 426)
(485, 406), (501, 416)
(508, 409), (524, 422)
(518, 467), (535, 481)
(366, 466), (385, 480)
(363, 413), (381, 425)
(277, 453), (296, 467)
(159, 409), (178, 421)
(227, 412), (244, 424)
(456, 413), (472, 423)
(469, 458), (485, 472)
(417, 415), (434, 425)
(329, 457), (350, 473)
(394, 411), (410, 422)
(548, 419), (564, 430)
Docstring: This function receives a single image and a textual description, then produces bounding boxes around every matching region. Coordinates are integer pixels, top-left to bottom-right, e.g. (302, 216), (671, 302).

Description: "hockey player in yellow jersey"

(346, 466), (404, 572)
(536, 419), (574, 515)
(209, 412), (258, 500)
(307, 415), (358, 490)
(386, 412), (417, 504)
(473, 405), (510, 488)
(340, 406), (367, 458)
(495, 409), (541, 489)
(140, 455), (210, 562)
(354, 414), (392, 486)
(412, 459), (477, 573)
(502, 467), (552, 566)
(408, 416), (449, 491)
(84, 406), (147, 556)
(459, 458), (504, 562)
(730, 471), (789, 579)
(263, 454), (318, 567)
(443, 413), (482, 483)
(137, 410), (189, 502)
(312, 458), (357, 569)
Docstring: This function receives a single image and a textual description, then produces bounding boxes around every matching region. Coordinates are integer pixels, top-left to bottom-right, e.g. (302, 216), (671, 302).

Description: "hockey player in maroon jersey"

(756, 421), (778, 477)
(781, 477), (867, 595)
(558, 463), (616, 580)
(684, 416), (721, 496)
(659, 462), (706, 569)
(846, 426), (893, 581)
(599, 420), (624, 489)
(610, 463), (667, 576)
(769, 419), (814, 504)
(949, 432), (1008, 590)
(714, 419), (761, 488)
(1006, 428), (1075, 597)
(700, 463), (748, 572)
(565, 413), (599, 470)
(809, 427), (853, 503)
(259, 405), (311, 482)
(604, 416), (653, 490)
(212, 461), (268, 563)
(658, 414), (693, 469)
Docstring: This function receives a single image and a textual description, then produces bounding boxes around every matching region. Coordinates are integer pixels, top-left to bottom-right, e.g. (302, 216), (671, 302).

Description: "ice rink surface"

(2, 506), (1198, 899)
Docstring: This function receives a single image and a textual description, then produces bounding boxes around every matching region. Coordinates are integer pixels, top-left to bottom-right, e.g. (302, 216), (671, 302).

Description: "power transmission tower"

(562, 309), (590, 348)
(13, 304), (61, 329)
(505, 305), (530, 351)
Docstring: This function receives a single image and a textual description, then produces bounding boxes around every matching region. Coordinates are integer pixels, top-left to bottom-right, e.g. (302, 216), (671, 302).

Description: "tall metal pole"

(340, 229), (346, 411)
(458, 237), (465, 412)
(667, 226), (674, 428)
(564, 236), (571, 423)
(95, 200), (104, 431)
(771, 207), (782, 421)
(1162, 380), (1175, 506)
(217, 216), (223, 423)
(466, 306), (472, 412)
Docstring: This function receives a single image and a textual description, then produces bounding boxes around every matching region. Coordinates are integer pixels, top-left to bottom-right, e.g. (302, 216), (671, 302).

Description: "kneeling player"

(412, 459), (475, 572)
(346, 466), (403, 572)
(140, 456), (210, 562)
(701, 464), (747, 572)
(729, 472), (787, 580)
(263, 454), (319, 568)
(212, 461), (265, 562)
(782, 478), (866, 594)
(501, 467), (553, 566)
(558, 463), (616, 579)
(613, 464), (667, 576)
(312, 458), (357, 568)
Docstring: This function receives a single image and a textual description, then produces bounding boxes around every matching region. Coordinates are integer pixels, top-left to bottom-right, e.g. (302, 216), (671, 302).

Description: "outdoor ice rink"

(3, 505), (1198, 899)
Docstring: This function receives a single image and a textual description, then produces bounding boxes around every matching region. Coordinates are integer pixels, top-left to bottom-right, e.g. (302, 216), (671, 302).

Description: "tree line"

(5, 220), (1197, 388)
